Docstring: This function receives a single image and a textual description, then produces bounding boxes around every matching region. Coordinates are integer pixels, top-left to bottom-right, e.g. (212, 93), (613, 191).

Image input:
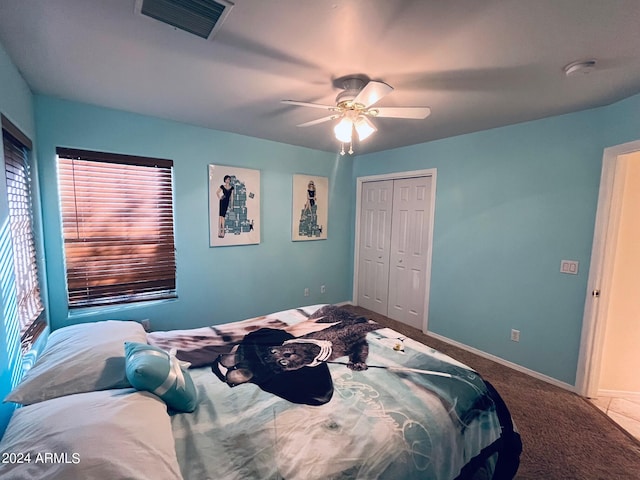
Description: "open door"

(576, 139), (640, 397)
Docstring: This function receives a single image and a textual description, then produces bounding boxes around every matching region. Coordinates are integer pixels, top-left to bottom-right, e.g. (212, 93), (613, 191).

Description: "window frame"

(56, 147), (177, 309)
(1, 114), (46, 351)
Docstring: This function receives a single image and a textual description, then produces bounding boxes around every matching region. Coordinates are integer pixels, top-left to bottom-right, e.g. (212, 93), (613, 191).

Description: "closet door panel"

(357, 180), (393, 314)
(388, 176), (432, 329)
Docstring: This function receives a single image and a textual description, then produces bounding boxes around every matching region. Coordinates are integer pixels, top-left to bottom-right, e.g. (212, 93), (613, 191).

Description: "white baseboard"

(425, 331), (577, 393)
(597, 389), (640, 400)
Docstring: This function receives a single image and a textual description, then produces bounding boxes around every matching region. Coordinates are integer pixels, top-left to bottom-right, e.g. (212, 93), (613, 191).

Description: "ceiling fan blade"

(282, 100), (337, 110)
(352, 81), (393, 108)
(370, 106), (431, 119)
(297, 114), (341, 127)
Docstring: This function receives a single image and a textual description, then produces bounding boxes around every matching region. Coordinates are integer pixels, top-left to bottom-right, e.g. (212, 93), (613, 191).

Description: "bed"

(0, 304), (521, 479)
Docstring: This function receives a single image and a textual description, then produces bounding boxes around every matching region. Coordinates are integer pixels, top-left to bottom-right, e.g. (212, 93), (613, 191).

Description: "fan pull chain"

(339, 142), (355, 155)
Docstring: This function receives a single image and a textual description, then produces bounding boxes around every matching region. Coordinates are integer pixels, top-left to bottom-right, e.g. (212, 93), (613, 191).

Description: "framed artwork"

(292, 174), (328, 241)
(209, 164), (260, 247)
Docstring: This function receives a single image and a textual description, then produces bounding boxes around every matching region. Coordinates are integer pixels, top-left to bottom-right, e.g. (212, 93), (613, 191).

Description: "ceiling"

(1, 0), (640, 155)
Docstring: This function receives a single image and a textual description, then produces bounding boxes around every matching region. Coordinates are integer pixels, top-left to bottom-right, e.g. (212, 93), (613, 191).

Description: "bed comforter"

(147, 305), (521, 480)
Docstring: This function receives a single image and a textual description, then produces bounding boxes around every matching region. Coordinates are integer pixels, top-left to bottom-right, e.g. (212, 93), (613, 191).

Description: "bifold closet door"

(357, 180), (393, 314)
(357, 176), (433, 329)
(387, 176), (432, 329)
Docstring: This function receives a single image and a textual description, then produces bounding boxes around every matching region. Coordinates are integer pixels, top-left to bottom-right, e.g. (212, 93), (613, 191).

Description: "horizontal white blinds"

(57, 148), (176, 308)
(3, 128), (44, 334)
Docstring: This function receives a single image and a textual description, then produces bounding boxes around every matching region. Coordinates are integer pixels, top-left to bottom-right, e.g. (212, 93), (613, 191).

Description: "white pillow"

(5, 320), (147, 405)
(0, 389), (184, 480)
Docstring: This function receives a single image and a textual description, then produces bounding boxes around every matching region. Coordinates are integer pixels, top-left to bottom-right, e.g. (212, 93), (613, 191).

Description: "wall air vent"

(134, 0), (234, 40)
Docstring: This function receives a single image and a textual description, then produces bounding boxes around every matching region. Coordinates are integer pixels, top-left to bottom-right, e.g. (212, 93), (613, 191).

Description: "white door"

(576, 140), (640, 398)
(357, 180), (393, 314)
(387, 176), (433, 328)
(356, 175), (433, 329)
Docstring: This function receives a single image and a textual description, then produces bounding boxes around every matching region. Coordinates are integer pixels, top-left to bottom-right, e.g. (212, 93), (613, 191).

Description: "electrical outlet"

(320, 285), (326, 294)
(510, 329), (520, 342)
(304, 288), (310, 297)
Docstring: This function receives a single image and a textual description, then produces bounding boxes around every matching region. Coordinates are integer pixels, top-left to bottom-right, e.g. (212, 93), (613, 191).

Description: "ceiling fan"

(282, 76), (431, 155)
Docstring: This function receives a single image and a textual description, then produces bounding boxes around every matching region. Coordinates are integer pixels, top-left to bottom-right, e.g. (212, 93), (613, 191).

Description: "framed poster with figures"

(209, 165), (260, 247)
(292, 174), (328, 241)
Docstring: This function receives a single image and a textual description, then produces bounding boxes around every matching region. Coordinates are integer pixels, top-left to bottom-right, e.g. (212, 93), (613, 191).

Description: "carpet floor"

(340, 305), (640, 480)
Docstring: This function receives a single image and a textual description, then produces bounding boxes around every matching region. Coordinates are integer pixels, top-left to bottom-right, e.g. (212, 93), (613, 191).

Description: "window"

(56, 148), (176, 308)
(2, 115), (45, 342)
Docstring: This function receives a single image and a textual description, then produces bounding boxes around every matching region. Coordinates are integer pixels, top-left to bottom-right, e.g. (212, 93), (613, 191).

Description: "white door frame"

(575, 139), (640, 397)
(353, 168), (437, 333)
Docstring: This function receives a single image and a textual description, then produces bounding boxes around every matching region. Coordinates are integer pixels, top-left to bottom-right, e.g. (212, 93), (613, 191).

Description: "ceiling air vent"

(135, 0), (234, 40)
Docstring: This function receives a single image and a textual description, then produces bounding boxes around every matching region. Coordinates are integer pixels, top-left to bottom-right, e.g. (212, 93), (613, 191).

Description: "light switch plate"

(560, 260), (579, 275)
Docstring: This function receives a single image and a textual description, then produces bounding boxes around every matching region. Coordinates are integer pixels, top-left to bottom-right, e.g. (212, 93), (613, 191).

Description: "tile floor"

(589, 395), (640, 441)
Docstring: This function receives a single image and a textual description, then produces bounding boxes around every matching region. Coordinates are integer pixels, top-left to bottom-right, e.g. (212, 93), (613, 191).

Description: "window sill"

(67, 297), (178, 319)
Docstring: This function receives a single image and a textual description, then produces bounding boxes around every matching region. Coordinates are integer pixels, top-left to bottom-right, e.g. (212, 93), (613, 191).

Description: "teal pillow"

(124, 342), (198, 413)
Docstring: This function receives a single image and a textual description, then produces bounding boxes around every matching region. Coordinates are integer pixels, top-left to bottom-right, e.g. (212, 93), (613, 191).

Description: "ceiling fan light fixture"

(355, 116), (376, 141)
(283, 76), (430, 155)
(334, 117), (353, 143)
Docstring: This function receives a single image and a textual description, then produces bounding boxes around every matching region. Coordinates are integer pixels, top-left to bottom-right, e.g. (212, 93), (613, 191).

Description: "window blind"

(2, 124), (44, 335)
(56, 148), (177, 308)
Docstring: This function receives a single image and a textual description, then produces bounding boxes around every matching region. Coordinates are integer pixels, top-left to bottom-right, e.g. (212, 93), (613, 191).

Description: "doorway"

(353, 169), (436, 332)
(577, 140), (640, 400)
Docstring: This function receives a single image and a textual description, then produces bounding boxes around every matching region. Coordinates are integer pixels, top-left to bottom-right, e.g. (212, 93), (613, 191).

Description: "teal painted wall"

(0, 43), (37, 433)
(353, 101), (640, 385)
(35, 96), (354, 332)
(600, 93), (640, 148)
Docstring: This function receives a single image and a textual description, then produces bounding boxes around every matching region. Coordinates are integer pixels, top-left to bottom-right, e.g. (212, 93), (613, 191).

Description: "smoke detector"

(564, 59), (597, 76)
